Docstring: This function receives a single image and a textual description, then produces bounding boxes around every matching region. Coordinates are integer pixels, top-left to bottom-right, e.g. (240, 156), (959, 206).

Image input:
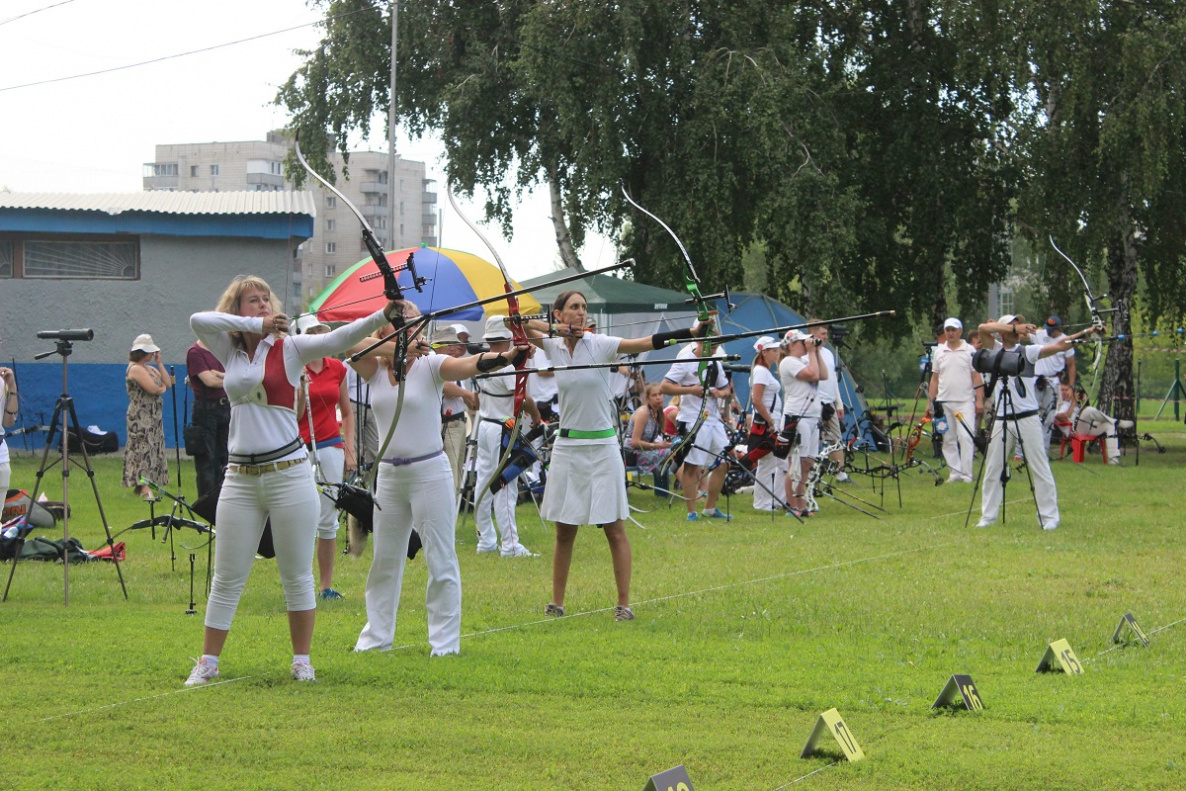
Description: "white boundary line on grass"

(34, 676), (253, 723)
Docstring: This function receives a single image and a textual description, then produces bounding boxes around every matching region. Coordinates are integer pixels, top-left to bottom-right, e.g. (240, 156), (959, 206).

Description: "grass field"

(1, 433), (1184, 790)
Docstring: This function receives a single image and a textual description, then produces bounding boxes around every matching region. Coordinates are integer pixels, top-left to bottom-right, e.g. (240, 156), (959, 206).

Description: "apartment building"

(143, 130), (438, 302)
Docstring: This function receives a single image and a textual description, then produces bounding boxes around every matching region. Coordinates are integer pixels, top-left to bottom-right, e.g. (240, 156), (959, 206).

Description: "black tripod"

(3, 336), (128, 604)
(964, 377), (1045, 530)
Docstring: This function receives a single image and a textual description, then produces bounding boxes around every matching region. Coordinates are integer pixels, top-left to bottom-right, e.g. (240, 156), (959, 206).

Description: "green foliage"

(3, 445), (1186, 788)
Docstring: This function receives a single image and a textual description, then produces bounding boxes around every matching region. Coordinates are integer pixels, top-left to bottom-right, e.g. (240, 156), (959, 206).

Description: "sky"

(0, 0), (619, 282)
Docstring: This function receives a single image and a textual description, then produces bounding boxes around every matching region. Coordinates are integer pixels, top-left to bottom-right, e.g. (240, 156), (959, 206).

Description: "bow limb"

(1049, 236), (1106, 396)
(445, 190), (528, 510)
(294, 135), (431, 487)
(622, 186), (714, 469)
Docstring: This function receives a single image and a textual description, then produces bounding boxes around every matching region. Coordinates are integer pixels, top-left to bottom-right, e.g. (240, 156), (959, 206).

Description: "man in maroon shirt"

(186, 340), (231, 497)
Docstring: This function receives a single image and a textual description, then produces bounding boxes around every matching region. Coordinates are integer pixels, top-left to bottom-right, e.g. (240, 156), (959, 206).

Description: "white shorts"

(683, 420), (728, 468)
(791, 416), (820, 460)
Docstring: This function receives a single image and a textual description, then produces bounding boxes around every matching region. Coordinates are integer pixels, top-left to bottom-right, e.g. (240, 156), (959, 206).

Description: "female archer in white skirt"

(349, 302), (529, 655)
(526, 290), (705, 622)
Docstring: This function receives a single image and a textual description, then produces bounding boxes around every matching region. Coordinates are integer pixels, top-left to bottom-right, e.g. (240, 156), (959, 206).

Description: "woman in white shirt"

(527, 291), (705, 622)
(185, 275), (397, 687)
(747, 337), (786, 511)
(350, 304), (528, 656)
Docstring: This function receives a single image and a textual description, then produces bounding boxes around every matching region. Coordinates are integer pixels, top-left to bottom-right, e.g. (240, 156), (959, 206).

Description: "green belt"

(558, 427), (617, 439)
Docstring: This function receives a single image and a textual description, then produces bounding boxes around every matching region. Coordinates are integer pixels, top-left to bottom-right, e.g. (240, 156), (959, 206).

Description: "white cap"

(943, 317), (963, 330)
(294, 314), (330, 335)
(431, 326), (461, 346)
(782, 329), (811, 345)
(997, 314), (1018, 327)
(483, 315), (512, 342)
(131, 334), (160, 353)
(753, 335), (780, 352)
(450, 323), (471, 339)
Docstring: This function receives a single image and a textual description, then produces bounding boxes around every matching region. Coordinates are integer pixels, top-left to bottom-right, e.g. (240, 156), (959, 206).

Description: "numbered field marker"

(1112, 612), (1150, 647)
(642, 764), (693, 791)
(801, 708), (865, 762)
(931, 674), (984, 711)
(1036, 638), (1083, 674)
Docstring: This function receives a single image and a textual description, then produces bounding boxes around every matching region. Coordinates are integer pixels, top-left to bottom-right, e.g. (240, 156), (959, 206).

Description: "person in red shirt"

(295, 314), (355, 600)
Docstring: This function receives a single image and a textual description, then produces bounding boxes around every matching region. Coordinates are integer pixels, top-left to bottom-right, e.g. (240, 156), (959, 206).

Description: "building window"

(190, 165), (199, 177)
(326, 219), (336, 232)
(326, 242), (336, 254)
(270, 161), (283, 176)
(210, 165), (220, 176)
(324, 265), (336, 278)
(2, 236), (139, 280)
(326, 195), (337, 209)
(379, 171), (388, 184)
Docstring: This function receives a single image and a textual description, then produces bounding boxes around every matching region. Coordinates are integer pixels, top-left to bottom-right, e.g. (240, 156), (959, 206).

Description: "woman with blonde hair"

(184, 275), (399, 686)
(628, 382), (672, 473)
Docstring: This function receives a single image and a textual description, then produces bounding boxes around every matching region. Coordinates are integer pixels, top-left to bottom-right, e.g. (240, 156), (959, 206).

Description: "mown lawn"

(1, 432), (1183, 790)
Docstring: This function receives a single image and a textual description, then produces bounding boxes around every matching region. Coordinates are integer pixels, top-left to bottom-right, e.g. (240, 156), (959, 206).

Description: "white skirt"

(541, 442), (629, 526)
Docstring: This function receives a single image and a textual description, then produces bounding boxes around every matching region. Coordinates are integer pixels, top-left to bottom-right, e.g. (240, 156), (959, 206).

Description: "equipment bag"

(67, 426), (119, 455)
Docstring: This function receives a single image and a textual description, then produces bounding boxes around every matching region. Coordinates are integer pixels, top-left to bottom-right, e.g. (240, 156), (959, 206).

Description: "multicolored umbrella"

(309, 245), (541, 322)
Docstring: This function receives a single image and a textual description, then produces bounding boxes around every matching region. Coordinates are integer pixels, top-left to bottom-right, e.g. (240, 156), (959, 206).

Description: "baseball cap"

(943, 317), (963, 330)
(997, 314), (1017, 326)
(782, 329), (811, 345)
(753, 335), (780, 352)
(1046, 316), (1062, 328)
(483, 315), (512, 342)
(450, 323), (471, 339)
(130, 334), (160, 353)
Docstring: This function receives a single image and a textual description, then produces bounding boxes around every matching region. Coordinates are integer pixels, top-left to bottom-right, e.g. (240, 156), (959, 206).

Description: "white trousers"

(355, 454), (461, 655)
(474, 420), (522, 553)
(311, 444), (344, 540)
(205, 462), (320, 631)
(1073, 407), (1120, 461)
(0, 460), (10, 495)
(938, 400), (976, 481)
(753, 451), (787, 511)
(979, 414), (1059, 528)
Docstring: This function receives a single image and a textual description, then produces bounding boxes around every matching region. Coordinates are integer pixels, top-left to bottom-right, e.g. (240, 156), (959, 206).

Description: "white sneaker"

(1117, 419), (1134, 430)
(291, 661), (317, 682)
(1043, 522), (1059, 531)
(975, 519), (994, 528)
(185, 657), (219, 687)
(834, 472), (851, 483)
(476, 545), (498, 554)
(501, 545), (538, 558)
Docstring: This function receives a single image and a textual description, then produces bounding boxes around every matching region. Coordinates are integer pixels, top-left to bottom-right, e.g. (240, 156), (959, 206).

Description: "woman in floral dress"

(123, 334), (171, 499)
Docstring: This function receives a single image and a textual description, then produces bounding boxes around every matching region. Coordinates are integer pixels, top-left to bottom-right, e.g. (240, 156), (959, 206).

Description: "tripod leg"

(64, 397), (128, 598)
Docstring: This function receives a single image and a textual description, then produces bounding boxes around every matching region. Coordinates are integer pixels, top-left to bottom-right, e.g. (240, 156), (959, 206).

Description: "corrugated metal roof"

(0, 191), (316, 217)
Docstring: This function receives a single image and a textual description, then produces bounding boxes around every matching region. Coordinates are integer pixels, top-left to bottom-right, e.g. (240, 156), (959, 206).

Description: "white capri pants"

(312, 443), (344, 540)
(205, 461), (320, 631)
(356, 453), (461, 656)
(754, 451), (787, 511)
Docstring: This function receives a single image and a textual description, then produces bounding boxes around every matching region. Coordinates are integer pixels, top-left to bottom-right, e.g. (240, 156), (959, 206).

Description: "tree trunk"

(546, 166), (581, 271)
(1099, 219), (1139, 440)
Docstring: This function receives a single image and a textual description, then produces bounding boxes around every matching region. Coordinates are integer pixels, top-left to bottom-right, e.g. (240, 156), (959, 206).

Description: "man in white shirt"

(1031, 315), (1076, 451)
(926, 317), (983, 482)
(810, 322), (849, 482)
(1054, 383), (1132, 465)
(434, 325), (479, 496)
(975, 315), (1096, 530)
(661, 344), (733, 521)
(472, 316), (542, 557)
